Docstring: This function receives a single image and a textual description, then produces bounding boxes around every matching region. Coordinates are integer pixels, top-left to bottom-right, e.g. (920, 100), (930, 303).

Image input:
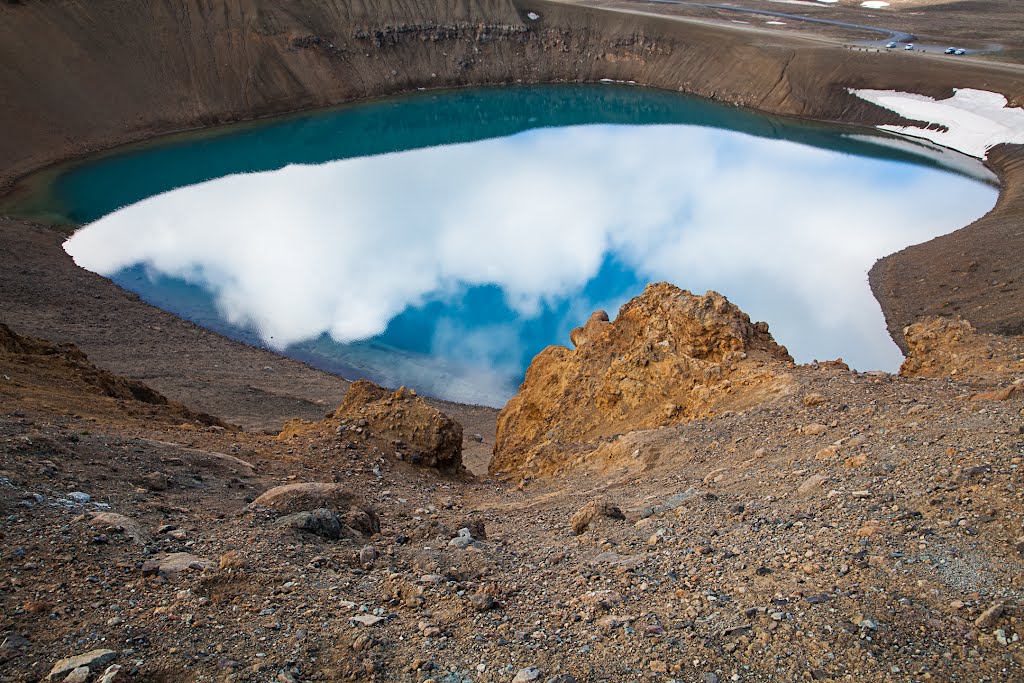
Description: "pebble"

(470, 590), (497, 611)
(359, 545), (378, 569)
(63, 667), (91, 683)
(449, 528), (475, 549)
(47, 649), (116, 681)
(797, 474), (828, 496)
(975, 603), (1003, 629)
(97, 665), (126, 683)
(512, 667), (542, 683)
(141, 472), (169, 491)
(67, 492), (91, 504)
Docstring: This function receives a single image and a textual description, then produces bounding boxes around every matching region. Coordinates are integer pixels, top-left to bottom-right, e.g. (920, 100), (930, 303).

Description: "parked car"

(954, 48), (967, 55)
(886, 41), (897, 48)
(904, 43), (914, 50)
(945, 47), (957, 54)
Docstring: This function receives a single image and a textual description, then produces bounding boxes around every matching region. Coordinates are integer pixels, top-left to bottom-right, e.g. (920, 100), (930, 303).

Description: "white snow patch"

(860, 1), (890, 8)
(526, 12), (540, 21)
(816, 0), (839, 3)
(766, 20), (787, 25)
(851, 88), (1024, 159)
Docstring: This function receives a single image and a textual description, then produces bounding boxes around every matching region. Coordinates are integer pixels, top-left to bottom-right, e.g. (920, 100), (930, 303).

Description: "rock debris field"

(2, 285), (1024, 682)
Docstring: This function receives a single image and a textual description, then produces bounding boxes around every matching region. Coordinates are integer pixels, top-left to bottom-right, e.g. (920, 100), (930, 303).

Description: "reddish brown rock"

(491, 284), (793, 477)
(570, 497), (626, 535)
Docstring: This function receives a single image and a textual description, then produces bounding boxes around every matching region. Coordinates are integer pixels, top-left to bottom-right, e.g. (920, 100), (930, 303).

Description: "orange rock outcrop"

(490, 283), (794, 477)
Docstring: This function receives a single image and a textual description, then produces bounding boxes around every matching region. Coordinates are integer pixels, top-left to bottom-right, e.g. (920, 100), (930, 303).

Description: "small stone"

(351, 633), (374, 652)
(67, 492), (91, 504)
(544, 676), (577, 683)
(359, 545), (377, 569)
(975, 603), (1004, 629)
(449, 528), (475, 549)
(702, 673), (719, 683)
(48, 649), (117, 681)
(858, 618), (878, 631)
(512, 666), (542, 683)
(580, 590), (622, 611)
(857, 522), (881, 537)
(797, 474), (828, 496)
(141, 472), (169, 491)
(844, 454), (868, 468)
(97, 665), (128, 683)
(167, 529), (187, 541)
(815, 445), (839, 461)
(469, 590), (497, 611)
(349, 614), (385, 627)
(277, 508), (342, 540)
(649, 660), (668, 673)
(141, 552), (213, 578)
(802, 393), (827, 407)
(570, 497), (625, 535)
(62, 667), (91, 683)
(995, 629), (1009, 646)
(802, 423), (827, 436)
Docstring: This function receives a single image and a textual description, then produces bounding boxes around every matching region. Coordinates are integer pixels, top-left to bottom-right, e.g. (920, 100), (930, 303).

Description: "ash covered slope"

(0, 322), (228, 429)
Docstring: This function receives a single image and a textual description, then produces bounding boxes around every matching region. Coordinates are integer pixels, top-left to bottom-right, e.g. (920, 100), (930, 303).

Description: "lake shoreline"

(0, 0), (1022, 414)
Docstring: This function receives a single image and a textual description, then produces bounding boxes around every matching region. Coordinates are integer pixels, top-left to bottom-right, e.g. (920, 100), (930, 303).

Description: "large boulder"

(491, 284), (793, 477)
(248, 482), (379, 537)
(334, 380), (464, 472)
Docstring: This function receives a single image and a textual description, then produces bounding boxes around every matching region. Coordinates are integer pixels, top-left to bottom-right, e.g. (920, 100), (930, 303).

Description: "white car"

(885, 41), (897, 48)
(904, 43), (914, 50)
(954, 48), (967, 55)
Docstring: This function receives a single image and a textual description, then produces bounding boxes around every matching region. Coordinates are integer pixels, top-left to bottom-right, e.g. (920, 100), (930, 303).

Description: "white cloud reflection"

(64, 124), (996, 404)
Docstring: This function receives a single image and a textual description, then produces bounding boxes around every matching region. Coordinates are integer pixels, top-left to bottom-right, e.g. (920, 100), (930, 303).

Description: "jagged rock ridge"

(491, 283), (794, 477)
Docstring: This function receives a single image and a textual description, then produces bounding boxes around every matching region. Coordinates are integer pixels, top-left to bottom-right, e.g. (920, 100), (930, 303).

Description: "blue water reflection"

(62, 88), (997, 406)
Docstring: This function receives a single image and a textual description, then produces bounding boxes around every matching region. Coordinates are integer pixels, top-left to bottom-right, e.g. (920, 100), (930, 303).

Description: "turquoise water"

(57, 85), (997, 406)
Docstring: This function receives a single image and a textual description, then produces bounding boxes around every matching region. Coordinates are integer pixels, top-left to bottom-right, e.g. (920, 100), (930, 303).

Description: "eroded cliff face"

(3, 0), (1022, 189)
(490, 283), (794, 477)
